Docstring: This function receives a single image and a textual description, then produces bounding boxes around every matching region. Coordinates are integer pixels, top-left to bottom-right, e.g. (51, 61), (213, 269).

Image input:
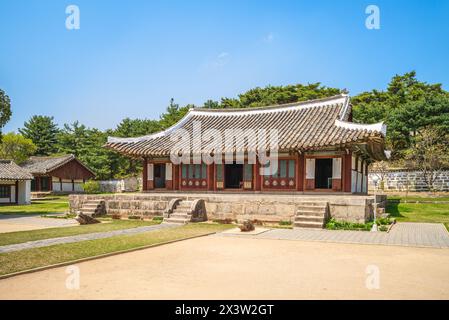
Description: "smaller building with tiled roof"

(0, 160), (33, 205)
(21, 154), (95, 193)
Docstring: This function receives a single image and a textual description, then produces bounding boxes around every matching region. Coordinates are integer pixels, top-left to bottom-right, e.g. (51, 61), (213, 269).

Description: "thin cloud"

(200, 52), (231, 72)
(263, 32), (275, 43)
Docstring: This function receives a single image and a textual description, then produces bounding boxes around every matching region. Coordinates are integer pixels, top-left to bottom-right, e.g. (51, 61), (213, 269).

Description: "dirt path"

(1, 236), (448, 299)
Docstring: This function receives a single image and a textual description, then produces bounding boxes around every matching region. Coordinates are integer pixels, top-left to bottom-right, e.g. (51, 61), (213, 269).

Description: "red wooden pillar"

(142, 158), (148, 191)
(343, 152), (352, 193)
(36, 176), (40, 192)
(296, 153), (304, 191)
(172, 164), (178, 190)
(254, 159), (261, 191)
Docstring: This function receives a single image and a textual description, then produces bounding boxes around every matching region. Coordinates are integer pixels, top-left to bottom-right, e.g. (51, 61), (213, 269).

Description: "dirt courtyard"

(1, 235), (448, 300)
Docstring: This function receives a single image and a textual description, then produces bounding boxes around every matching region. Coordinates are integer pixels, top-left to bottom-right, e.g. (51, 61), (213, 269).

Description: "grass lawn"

(0, 223), (232, 276)
(0, 197), (69, 215)
(387, 195), (449, 202)
(0, 219), (159, 246)
(386, 198), (449, 231)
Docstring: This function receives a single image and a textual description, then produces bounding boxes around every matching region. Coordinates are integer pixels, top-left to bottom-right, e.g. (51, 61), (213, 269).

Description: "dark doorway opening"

(154, 164), (166, 188)
(225, 164), (243, 189)
(315, 158), (333, 189)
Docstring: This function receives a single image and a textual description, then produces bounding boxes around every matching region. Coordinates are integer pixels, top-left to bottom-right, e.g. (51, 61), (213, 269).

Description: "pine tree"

(19, 115), (59, 155)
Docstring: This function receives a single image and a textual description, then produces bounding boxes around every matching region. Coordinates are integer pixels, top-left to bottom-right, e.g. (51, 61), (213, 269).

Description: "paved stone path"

(219, 223), (449, 249)
(0, 214), (78, 228)
(0, 223), (178, 253)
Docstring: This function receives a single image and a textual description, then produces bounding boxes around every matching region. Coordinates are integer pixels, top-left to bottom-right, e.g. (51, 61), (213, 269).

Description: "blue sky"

(1, 0), (448, 132)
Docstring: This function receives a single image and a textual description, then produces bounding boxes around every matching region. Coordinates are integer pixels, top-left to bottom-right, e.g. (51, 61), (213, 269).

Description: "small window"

(181, 164), (187, 179)
(194, 164), (201, 178)
(279, 160), (287, 178)
(216, 164), (223, 181)
(0, 185), (11, 198)
(288, 160), (295, 178)
(188, 165), (194, 179)
(201, 164), (207, 179)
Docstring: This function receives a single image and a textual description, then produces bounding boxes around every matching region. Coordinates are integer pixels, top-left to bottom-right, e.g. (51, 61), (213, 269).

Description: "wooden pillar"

(15, 180), (19, 204)
(142, 158), (148, 191)
(254, 160), (261, 191)
(207, 164), (214, 191)
(49, 177), (53, 192)
(36, 176), (40, 192)
(172, 164), (178, 190)
(296, 153), (304, 191)
(343, 152), (352, 193)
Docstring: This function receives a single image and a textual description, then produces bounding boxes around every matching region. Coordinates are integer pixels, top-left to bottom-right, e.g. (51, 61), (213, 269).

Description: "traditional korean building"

(21, 154), (95, 193)
(0, 160), (33, 205)
(106, 94), (387, 195)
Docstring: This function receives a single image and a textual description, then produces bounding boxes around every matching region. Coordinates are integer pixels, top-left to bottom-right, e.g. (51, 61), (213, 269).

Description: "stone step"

(169, 213), (192, 220)
(294, 221), (324, 229)
(297, 202), (328, 207)
(296, 205), (326, 212)
(295, 215), (325, 223)
(82, 204), (100, 209)
(296, 210), (326, 216)
(176, 203), (192, 209)
(164, 217), (190, 224)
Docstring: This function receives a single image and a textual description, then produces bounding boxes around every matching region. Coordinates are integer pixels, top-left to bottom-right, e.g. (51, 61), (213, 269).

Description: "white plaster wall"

(74, 182), (84, 192)
(10, 185), (15, 203)
(18, 180), (31, 205)
(53, 182), (61, 192)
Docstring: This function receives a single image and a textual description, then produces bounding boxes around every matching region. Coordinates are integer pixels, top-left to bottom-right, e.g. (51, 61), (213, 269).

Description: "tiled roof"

(0, 160), (33, 180)
(105, 95), (387, 158)
(20, 154), (76, 175)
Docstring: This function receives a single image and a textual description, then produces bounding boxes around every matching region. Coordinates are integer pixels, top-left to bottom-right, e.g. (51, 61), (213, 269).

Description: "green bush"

(152, 216), (164, 221)
(326, 218), (373, 231)
(83, 180), (101, 194)
(375, 217), (394, 225)
(279, 220), (292, 226)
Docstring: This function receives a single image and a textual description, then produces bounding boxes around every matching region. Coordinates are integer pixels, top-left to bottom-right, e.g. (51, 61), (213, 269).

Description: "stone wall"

(98, 177), (142, 193)
(368, 170), (449, 192)
(70, 193), (386, 223)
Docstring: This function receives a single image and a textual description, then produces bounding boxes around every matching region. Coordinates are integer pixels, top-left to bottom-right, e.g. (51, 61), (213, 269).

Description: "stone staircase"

(163, 199), (207, 224)
(164, 200), (194, 224)
(80, 200), (106, 217)
(294, 201), (329, 229)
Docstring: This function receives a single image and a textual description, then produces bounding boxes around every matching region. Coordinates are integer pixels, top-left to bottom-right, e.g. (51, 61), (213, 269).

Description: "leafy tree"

(114, 118), (161, 138)
(352, 71), (449, 159)
(234, 83), (341, 109)
(19, 115), (59, 155)
(57, 122), (117, 180)
(202, 100), (220, 109)
(0, 89), (12, 140)
(159, 98), (190, 128)
(403, 126), (449, 191)
(113, 118), (162, 176)
(0, 132), (36, 163)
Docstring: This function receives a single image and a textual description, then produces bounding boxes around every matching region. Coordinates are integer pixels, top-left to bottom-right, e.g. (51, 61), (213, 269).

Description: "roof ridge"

(192, 94), (348, 113)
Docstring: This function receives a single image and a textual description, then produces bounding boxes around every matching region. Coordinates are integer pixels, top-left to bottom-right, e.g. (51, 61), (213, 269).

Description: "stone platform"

(70, 192), (386, 223)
